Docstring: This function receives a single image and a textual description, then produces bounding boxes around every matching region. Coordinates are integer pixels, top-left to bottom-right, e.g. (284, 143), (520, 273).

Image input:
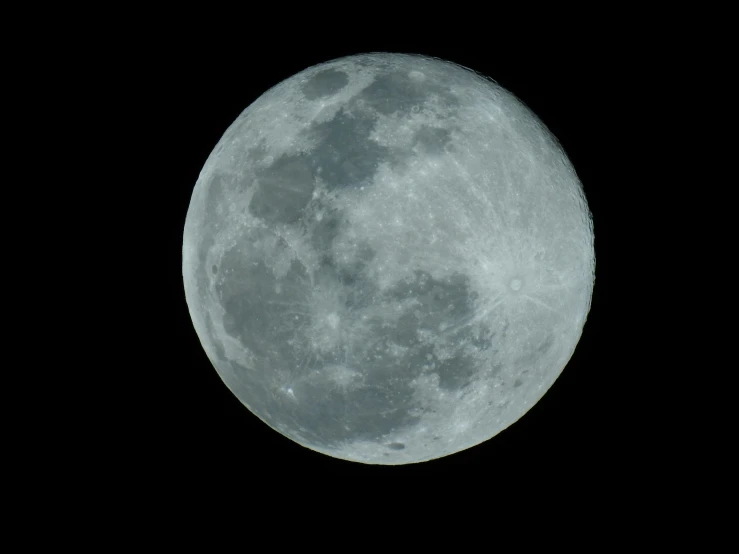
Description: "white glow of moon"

(182, 53), (595, 464)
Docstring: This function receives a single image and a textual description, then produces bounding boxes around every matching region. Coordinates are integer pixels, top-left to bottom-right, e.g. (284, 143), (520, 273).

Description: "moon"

(182, 53), (595, 464)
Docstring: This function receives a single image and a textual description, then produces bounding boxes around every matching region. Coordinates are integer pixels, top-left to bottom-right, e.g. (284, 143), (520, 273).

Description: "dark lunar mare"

(247, 66), (462, 226)
(301, 68), (350, 100)
(214, 237), (498, 449)
(207, 59), (499, 447)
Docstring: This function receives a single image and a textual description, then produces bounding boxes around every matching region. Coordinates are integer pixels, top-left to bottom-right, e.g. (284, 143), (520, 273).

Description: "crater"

(508, 277), (524, 292)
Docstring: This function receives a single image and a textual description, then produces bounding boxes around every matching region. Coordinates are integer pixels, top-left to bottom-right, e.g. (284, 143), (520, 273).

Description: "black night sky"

(113, 25), (665, 499)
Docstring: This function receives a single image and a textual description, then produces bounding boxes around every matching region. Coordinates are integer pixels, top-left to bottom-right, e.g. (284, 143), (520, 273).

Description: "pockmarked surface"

(183, 53), (595, 464)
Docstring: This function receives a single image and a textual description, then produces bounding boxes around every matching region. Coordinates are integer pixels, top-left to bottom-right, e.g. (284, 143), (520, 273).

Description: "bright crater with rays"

(182, 53), (595, 464)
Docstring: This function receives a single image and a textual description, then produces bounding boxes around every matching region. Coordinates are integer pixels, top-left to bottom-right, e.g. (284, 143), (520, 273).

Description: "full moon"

(183, 53), (594, 464)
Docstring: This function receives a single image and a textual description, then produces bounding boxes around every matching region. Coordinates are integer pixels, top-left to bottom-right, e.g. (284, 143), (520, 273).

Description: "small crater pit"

(509, 277), (523, 292)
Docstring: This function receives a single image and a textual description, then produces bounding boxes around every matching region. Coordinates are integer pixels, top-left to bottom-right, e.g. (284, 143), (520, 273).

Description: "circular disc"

(183, 53), (595, 464)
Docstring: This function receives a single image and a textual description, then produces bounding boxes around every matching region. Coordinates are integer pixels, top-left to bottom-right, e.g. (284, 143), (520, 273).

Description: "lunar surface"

(182, 53), (595, 464)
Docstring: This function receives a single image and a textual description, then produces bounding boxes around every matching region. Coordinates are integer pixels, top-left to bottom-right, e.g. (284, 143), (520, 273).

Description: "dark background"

(118, 28), (660, 497)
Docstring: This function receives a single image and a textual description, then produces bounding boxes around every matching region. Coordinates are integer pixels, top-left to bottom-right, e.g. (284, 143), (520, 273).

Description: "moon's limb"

(183, 53), (595, 464)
